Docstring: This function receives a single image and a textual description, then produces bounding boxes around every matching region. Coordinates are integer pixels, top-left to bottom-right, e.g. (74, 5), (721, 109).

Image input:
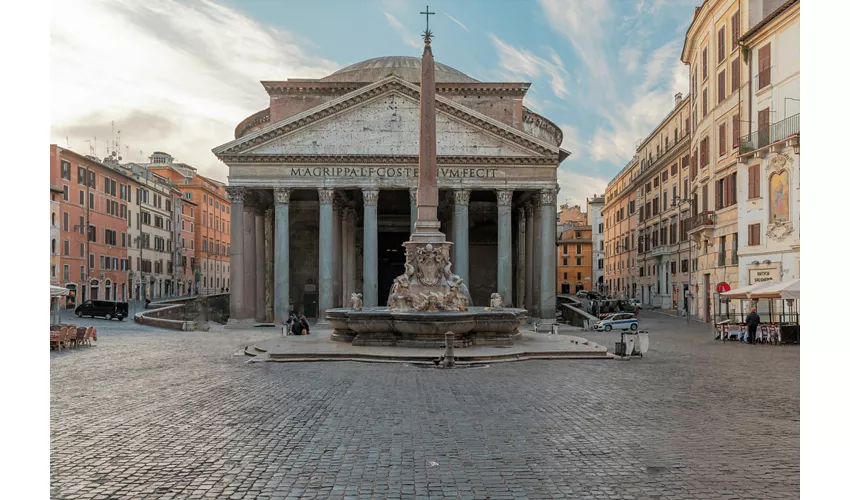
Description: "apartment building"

(681, 0), (749, 321)
(51, 186), (63, 286)
(601, 158), (640, 299)
(177, 198), (198, 295)
(50, 145), (136, 305)
(148, 152), (231, 295)
(635, 94), (692, 311)
(587, 195), (605, 292)
(735, 0), (800, 296)
(558, 224), (593, 294)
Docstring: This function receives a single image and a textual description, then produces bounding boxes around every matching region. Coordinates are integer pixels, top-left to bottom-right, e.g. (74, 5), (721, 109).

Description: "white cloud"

(619, 46), (642, 75)
(558, 124), (583, 160)
(557, 166), (609, 207)
(489, 34), (570, 98)
(445, 13), (469, 32)
(538, 0), (613, 83)
(51, 0), (338, 181)
(384, 12), (420, 49)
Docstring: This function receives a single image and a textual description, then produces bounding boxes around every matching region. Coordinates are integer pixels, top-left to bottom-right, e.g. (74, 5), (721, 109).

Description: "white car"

(629, 299), (643, 309)
(593, 313), (639, 332)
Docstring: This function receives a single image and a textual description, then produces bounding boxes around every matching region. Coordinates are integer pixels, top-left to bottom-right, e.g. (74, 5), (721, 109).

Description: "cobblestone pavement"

(51, 311), (799, 499)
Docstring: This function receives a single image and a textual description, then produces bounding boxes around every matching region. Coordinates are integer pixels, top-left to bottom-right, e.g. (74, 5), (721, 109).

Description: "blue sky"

(51, 0), (698, 206)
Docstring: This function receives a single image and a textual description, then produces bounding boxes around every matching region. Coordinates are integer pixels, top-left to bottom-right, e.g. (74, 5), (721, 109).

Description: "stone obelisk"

(410, 30), (444, 244)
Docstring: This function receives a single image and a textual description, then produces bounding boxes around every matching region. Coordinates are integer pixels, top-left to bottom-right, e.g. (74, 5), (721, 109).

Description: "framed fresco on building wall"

(769, 170), (790, 223)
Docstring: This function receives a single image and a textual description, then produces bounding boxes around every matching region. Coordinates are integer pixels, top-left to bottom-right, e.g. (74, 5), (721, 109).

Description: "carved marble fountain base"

(327, 307), (527, 347)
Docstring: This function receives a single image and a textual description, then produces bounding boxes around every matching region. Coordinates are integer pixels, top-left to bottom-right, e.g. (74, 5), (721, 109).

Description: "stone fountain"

(327, 28), (527, 348)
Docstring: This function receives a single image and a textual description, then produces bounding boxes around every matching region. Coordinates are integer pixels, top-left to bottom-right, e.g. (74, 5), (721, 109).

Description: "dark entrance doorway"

(561, 284), (569, 294)
(378, 232), (408, 306)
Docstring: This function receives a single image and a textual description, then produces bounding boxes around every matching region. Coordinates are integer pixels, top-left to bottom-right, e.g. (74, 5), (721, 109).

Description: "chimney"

(674, 92), (683, 106)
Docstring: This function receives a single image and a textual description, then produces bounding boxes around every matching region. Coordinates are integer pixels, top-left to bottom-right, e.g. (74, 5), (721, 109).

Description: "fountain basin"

(327, 306), (526, 347)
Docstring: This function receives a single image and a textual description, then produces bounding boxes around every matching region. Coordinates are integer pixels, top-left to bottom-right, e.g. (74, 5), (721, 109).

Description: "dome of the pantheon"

(320, 56), (479, 84)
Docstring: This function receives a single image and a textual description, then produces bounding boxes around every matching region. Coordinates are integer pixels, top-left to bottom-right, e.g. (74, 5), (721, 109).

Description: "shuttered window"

(717, 26), (726, 63)
(730, 172), (737, 205)
(731, 57), (740, 90)
(718, 69), (726, 104)
(731, 12), (740, 46)
(748, 223), (761, 246)
(748, 165), (761, 199)
(732, 113), (740, 149)
(702, 47), (708, 81)
(719, 122), (727, 156)
(702, 88), (708, 117)
(702, 184), (709, 212)
(758, 43), (771, 89)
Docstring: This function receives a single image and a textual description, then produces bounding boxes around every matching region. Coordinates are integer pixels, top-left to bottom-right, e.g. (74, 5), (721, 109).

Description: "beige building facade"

(601, 158), (639, 299)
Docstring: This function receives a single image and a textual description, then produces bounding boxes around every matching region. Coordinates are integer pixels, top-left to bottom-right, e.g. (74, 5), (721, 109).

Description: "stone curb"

(244, 346), (613, 364)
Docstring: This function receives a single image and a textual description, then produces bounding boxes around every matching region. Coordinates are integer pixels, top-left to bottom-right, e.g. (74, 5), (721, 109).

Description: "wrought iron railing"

(683, 211), (716, 233)
(739, 113), (799, 154)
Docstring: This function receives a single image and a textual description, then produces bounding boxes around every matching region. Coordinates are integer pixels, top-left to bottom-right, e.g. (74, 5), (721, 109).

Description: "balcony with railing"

(684, 211), (716, 236)
(739, 113), (800, 158)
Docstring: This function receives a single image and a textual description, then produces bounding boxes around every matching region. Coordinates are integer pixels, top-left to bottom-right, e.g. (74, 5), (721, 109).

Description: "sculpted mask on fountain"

(350, 293), (363, 311)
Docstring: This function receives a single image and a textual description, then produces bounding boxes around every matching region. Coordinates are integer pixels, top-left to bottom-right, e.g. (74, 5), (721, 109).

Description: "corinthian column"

(344, 208), (356, 305)
(264, 207), (274, 322)
(254, 209), (265, 323)
(333, 198), (342, 307)
(226, 187), (246, 319)
(273, 188), (290, 324)
(496, 189), (513, 307)
(362, 189), (379, 306)
(453, 189), (470, 284)
(524, 202), (534, 315)
(517, 205), (526, 309)
(318, 188), (334, 322)
(540, 187), (558, 320)
(244, 204), (256, 319)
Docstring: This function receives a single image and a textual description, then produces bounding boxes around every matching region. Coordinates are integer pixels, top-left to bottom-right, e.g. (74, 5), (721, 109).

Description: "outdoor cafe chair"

(50, 329), (61, 350)
(74, 327), (86, 348)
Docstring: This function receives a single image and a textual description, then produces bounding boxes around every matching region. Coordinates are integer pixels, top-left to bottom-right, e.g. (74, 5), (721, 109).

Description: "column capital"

(496, 189), (513, 207)
(273, 187), (291, 205)
(226, 186), (245, 203)
(362, 188), (379, 206)
(454, 188), (471, 206)
(318, 188), (335, 205)
(409, 188), (418, 205)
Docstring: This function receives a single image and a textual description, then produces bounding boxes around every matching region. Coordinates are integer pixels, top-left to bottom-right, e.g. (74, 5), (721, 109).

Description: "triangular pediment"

(213, 76), (561, 161)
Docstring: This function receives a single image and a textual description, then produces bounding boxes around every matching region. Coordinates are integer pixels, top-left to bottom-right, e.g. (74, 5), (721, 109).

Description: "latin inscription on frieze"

(288, 167), (498, 179)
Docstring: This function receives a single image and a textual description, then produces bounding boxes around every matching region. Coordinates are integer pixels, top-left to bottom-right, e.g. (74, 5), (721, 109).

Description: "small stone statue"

(350, 293), (363, 311)
(489, 293), (504, 311)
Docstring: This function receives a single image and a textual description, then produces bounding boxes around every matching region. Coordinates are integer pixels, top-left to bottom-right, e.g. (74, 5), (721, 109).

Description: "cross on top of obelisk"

(420, 5), (435, 44)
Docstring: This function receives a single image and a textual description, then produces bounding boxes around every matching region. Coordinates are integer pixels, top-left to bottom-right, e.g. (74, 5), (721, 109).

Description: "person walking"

(745, 308), (761, 344)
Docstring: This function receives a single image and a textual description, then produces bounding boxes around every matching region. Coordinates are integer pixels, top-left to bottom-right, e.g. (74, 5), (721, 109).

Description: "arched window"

(52, 213), (56, 226)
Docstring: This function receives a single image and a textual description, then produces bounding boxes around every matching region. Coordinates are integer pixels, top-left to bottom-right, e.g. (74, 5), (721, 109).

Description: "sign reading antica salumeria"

(288, 166), (499, 179)
(750, 269), (778, 284)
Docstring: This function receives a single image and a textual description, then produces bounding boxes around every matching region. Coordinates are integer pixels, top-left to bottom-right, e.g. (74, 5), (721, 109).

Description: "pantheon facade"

(214, 56), (569, 324)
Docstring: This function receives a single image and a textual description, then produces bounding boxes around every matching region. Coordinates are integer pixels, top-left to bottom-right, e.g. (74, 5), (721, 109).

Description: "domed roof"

(320, 56), (478, 84)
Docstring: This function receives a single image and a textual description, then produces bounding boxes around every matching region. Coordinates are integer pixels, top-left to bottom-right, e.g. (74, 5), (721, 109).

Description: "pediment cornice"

(216, 154), (558, 165)
(214, 76), (560, 158)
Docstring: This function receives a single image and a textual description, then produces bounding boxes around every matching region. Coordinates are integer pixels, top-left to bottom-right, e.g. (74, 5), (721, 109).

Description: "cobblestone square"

(51, 311), (799, 499)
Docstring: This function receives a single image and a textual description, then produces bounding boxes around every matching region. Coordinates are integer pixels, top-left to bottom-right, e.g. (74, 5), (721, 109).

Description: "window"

(62, 212), (68, 232)
(758, 43), (771, 90)
(717, 26), (725, 63)
(87, 225), (97, 243)
(577, 272), (582, 281)
(717, 69), (726, 103)
(718, 234), (727, 267)
(89, 192), (95, 209)
(702, 184), (709, 212)
(729, 172), (737, 205)
(702, 88), (707, 118)
(652, 197), (659, 216)
(62, 185), (69, 201)
(748, 165), (761, 199)
(63, 264), (70, 282)
(719, 123), (727, 156)
(748, 223), (761, 246)
(576, 245), (582, 255)
(88, 171), (96, 188)
(671, 261), (677, 275)
(79, 242), (84, 257)
(700, 137), (709, 168)
(670, 221), (677, 243)
(628, 201), (635, 215)
(105, 229), (117, 246)
(732, 11), (740, 46)
(681, 259), (688, 273)
(645, 183), (651, 194)
(732, 114), (740, 149)
(732, 233), (739, 264)
(78, 167), (85, 184)
(61, 160), (71, 180)
(654, 176), (659, 188)
(663, 191), (668, 211)
(701, 46), (708, 81)
(671, 162), (678, 176)
(63, 239), (69, 256)
(731, 57), (740, 90)
(598, 259), (603, 270)
(576, 256), (582, 266)
(662, 171), (668, 183)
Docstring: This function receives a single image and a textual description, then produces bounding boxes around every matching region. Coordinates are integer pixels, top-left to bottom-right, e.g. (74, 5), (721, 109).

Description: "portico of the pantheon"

(213, 56), (570, 324)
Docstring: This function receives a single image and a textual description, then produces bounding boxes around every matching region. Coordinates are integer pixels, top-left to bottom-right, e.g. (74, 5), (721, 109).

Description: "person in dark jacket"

(745, 308), (760, 344)
(300, 315), (310, 335)
(291, 316), (304, 335)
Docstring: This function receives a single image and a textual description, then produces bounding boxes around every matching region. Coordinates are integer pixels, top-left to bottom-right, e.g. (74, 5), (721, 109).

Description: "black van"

(75, 300), (129, 321)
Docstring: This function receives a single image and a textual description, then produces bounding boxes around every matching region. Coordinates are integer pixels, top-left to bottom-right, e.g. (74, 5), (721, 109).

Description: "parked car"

(630, 299), (643, 309)
(593, 312), (638, 332)
(75, 300), (129, 321)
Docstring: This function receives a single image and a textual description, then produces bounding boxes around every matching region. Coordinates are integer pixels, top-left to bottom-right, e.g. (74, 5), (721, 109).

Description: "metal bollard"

(444, 331), (456, 368)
